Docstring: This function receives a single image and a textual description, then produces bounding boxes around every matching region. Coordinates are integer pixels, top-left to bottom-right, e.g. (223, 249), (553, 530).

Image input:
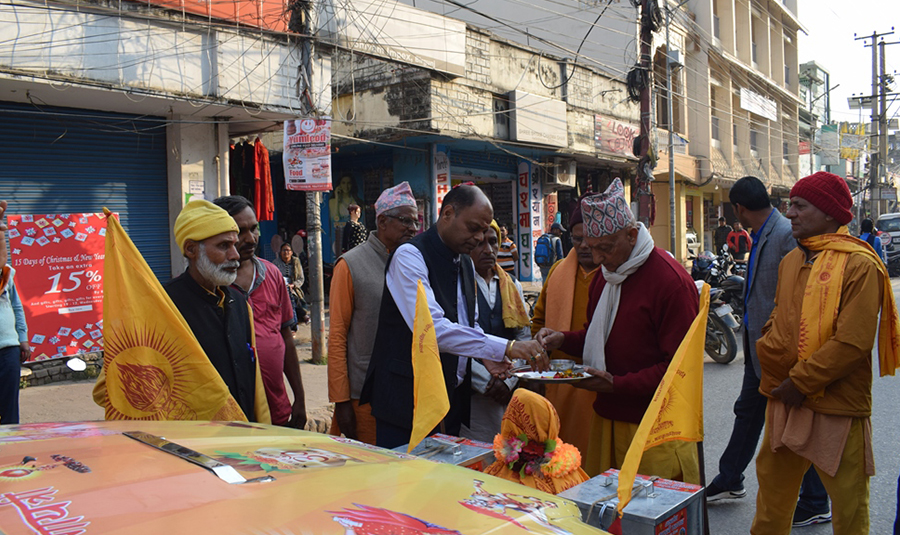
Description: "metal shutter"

(0, 101), (170, 276)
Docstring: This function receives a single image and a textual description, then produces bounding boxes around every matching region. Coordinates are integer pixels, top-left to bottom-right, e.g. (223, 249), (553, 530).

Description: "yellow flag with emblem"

(92, 209), (270, 423)
(408, 279), (450, 452)
(616, 283), (709, 512)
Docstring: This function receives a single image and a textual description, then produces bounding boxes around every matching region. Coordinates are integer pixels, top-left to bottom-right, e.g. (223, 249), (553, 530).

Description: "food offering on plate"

(553, 368), (585, 379)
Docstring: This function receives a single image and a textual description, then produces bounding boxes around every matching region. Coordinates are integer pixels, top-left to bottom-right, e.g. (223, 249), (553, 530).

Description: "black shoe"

(792, 506), (831, 527)
(705, 480), (747, 502)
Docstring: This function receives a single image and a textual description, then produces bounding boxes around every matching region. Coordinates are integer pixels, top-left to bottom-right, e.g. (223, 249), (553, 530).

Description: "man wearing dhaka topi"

(535, 178), (700, 482)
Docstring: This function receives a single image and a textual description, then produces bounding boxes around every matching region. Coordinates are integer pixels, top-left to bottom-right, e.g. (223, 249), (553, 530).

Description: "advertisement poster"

(7, 213), (109, 360)
(283, 117), (332, 192)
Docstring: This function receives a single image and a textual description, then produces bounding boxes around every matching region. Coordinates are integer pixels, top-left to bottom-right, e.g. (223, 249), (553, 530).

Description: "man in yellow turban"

(165, 199), (261, 421)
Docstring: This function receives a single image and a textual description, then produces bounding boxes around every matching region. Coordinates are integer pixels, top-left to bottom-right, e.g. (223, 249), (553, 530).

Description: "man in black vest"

(165, 199), (259, 421)
(361, 185), (548, 448)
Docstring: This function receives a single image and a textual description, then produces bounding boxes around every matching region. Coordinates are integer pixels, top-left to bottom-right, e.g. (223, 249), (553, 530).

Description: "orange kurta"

(326, 260), (377, 445)
(530, 252), (598, 472)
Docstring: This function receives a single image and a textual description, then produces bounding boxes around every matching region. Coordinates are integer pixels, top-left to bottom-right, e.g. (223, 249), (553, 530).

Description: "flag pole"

(697, 441), (710, 535)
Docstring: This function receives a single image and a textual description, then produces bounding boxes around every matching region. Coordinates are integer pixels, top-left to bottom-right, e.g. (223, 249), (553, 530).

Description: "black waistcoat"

(360, 226), (477, 430)
(164, 272), (256, 421)
(476, 282), (517, 340)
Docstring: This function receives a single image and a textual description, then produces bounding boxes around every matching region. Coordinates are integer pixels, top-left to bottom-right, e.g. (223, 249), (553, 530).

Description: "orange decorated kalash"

(484, 390), (589, 494)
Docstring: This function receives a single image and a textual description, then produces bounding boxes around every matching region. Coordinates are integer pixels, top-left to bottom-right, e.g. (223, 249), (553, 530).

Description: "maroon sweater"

(559, 248), (698, 423)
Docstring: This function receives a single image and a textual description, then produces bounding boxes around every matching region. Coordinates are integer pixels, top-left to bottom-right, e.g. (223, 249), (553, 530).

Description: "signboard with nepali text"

(7, 213), (109, 360)
(283, 118), (333, 192)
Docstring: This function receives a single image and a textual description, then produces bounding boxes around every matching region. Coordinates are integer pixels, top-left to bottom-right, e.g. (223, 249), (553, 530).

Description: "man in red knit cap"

(751, 171), (900, 534)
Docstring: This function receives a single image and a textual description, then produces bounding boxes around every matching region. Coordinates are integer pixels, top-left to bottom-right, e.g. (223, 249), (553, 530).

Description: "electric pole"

(635, 0), (658, 226)
(299, 0), (327, 364)
(856, 28), (894, 219)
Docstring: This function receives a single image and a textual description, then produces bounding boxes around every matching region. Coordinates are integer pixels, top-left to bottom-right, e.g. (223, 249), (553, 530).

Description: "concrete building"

(319, 0), (640, 279)
(0, 0), (329, 277)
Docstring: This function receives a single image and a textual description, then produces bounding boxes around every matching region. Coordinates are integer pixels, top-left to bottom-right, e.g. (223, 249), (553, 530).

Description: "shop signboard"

(283, 118), (333, 192)
(516, 161), (542, 282)
(7, 213), (109, 360)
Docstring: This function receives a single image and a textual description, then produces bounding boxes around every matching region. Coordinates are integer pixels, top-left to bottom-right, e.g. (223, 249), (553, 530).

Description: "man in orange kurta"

(530, 208), (600, 473)
(752, 172), (900, 534)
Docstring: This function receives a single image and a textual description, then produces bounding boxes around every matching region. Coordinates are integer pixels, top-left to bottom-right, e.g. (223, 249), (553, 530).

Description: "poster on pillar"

(283, 117), (333, 191)
(7, 213), (110, 361)
(432, 145), (450, 220)
(516, 161), (542, 282)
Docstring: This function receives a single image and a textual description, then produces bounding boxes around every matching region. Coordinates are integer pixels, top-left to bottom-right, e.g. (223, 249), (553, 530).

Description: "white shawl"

(583, 223), (655, 370)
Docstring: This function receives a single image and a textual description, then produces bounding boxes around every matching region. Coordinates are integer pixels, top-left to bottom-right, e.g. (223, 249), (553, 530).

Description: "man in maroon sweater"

(536, 178), (700, 482)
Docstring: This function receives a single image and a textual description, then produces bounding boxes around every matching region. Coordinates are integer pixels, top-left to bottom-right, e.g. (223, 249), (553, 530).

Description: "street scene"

(2, 0), (900, 533)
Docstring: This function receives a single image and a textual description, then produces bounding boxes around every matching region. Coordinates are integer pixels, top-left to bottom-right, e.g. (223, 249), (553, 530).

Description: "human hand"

(19, 342), (31, 363)
(484, 376), (513, 406)
(534, 328), (564, 352)
(0, 200), (7, 232)
(507, 340), (549, 372)
(573, 367), (614, 392)
(287, 399), (308, 430)
(333, 401), (357, 439)
(483, 357), (513, 379)
(771, 378), (805, 407)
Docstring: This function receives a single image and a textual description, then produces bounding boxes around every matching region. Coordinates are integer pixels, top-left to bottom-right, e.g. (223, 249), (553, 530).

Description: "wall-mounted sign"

(595, 115), (639, 157)
(510, 91), (567, 148)
(739, 88), (777, 122)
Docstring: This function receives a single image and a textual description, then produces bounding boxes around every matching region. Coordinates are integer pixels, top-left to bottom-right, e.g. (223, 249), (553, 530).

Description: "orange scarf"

(543, 250), (581, 331)
(799, 227), (900, 384)
(0, 265), (9, 294)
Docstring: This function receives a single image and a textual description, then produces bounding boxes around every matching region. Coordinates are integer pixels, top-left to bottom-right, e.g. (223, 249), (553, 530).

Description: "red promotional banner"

(7, 213), (110, 361)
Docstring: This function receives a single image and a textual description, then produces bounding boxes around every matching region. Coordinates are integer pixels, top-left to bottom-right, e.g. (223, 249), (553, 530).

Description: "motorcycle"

(690, 246), (745, 331)
(705, 286), (739, 364)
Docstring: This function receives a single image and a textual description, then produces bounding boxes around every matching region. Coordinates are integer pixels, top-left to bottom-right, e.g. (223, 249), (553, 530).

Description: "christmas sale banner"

(7, 213), (110, 360)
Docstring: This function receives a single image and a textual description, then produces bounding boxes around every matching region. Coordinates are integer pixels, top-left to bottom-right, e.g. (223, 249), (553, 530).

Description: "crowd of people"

(2, 169), (899, 534)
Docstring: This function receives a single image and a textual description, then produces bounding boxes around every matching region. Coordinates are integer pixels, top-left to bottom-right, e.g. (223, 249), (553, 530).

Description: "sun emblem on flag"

(102, 322), (198, 420)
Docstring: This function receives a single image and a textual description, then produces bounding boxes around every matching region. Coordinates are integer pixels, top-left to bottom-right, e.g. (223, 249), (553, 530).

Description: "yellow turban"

(174, 199), (239, 253)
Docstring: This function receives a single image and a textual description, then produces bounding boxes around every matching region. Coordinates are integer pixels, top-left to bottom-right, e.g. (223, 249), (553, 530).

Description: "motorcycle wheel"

(706, 314), (738, 364)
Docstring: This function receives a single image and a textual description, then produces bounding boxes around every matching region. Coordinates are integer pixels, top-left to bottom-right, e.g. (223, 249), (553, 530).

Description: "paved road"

(15, 281), (900, 533)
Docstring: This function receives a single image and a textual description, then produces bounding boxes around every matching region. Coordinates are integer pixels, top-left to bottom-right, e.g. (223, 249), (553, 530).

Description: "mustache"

(220, 260), (240, 270)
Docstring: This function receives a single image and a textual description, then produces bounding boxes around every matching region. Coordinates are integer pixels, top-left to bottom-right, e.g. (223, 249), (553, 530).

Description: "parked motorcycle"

(690, 246), (745, 331)
(706, 286), (739, 364)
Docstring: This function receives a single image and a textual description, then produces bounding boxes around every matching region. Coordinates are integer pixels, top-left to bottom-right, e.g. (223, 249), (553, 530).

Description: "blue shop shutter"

(0, 102), (170, 277)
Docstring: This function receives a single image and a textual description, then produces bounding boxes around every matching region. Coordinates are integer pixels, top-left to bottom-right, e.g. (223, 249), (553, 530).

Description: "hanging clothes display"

(254, 137), (275, 221)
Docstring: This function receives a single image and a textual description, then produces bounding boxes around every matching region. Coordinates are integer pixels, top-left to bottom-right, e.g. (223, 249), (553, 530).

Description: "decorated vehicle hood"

(0, 421), (608, 535)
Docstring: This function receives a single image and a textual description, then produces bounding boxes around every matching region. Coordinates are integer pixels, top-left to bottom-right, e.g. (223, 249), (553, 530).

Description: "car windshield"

(878, 217), (900, 232)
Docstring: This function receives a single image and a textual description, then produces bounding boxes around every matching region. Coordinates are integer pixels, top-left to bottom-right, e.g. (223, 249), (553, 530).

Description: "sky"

(797, 0), (900, 126)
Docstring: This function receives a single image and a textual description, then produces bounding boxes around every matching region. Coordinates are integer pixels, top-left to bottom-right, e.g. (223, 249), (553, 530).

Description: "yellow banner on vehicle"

(92, 209), (269, 423)
(616, 284), (709, 512)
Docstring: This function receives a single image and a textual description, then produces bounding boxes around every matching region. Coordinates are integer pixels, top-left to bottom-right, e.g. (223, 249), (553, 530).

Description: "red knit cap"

(789, 171), (853, 225)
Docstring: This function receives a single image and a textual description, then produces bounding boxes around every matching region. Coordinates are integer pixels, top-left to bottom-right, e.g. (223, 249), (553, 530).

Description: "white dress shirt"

(386, 243), (509, 386)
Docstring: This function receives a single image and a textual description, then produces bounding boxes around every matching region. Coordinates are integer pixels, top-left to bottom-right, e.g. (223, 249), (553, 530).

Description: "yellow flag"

(93, 210), (270, 423)
(616, 284), (709, 512)
(408, 279), (450, 452)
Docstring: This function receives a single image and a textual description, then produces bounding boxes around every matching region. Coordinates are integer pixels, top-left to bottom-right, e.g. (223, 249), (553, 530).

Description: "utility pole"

(635, 0), (657, 227)
(856, 28), (894, 219)
(299, 0), (326, 364)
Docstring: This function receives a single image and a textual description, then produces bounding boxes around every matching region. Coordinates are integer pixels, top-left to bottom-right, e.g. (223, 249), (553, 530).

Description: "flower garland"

(492, 434), (582, 478)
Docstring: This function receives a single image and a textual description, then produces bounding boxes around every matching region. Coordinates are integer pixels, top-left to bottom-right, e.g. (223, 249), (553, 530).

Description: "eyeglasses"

(385, 214), (420, 228)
